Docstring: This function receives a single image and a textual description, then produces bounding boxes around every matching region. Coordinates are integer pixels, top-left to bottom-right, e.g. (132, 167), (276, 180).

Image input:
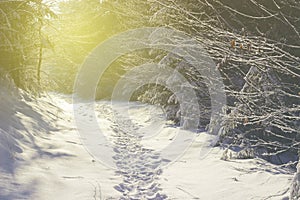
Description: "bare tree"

(99, 0), (300, 165)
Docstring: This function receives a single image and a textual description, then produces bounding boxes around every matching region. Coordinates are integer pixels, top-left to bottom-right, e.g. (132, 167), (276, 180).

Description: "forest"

(0, 0), (299, 199)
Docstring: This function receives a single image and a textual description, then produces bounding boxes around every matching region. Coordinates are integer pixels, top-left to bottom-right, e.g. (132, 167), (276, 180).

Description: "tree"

(101, 0), (300, 165)
(0, 0), (55, 89)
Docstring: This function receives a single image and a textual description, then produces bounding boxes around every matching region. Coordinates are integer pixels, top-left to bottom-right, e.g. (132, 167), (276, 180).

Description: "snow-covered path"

(0, 91), (295, 200)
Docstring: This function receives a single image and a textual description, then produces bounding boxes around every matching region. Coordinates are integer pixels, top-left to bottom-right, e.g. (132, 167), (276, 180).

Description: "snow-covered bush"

(97, 0), (300, 166)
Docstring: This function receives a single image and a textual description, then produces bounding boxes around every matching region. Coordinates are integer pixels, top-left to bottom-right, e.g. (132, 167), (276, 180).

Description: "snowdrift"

(0, 76), (60, 199)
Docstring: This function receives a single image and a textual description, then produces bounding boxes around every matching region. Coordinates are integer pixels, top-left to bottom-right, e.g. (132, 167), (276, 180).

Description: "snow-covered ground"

(0, 80), (295, 199)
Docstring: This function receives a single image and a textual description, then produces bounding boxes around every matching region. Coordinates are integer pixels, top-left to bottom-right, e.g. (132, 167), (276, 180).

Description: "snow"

(161, 136), (292, 199)
(0, 80), (295, 199)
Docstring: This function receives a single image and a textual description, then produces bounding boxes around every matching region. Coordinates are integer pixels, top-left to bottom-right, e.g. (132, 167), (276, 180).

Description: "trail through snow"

(0, 89), (295, 200)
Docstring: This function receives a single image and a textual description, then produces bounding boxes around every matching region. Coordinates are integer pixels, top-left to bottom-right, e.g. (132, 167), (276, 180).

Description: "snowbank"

(0, 77), (60, 199)
(290, 163), (300, 200)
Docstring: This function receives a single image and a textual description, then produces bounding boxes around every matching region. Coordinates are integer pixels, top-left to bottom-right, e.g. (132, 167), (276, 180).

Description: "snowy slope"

(0, 77), (61, 199)
(0, 80), (296, 200)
